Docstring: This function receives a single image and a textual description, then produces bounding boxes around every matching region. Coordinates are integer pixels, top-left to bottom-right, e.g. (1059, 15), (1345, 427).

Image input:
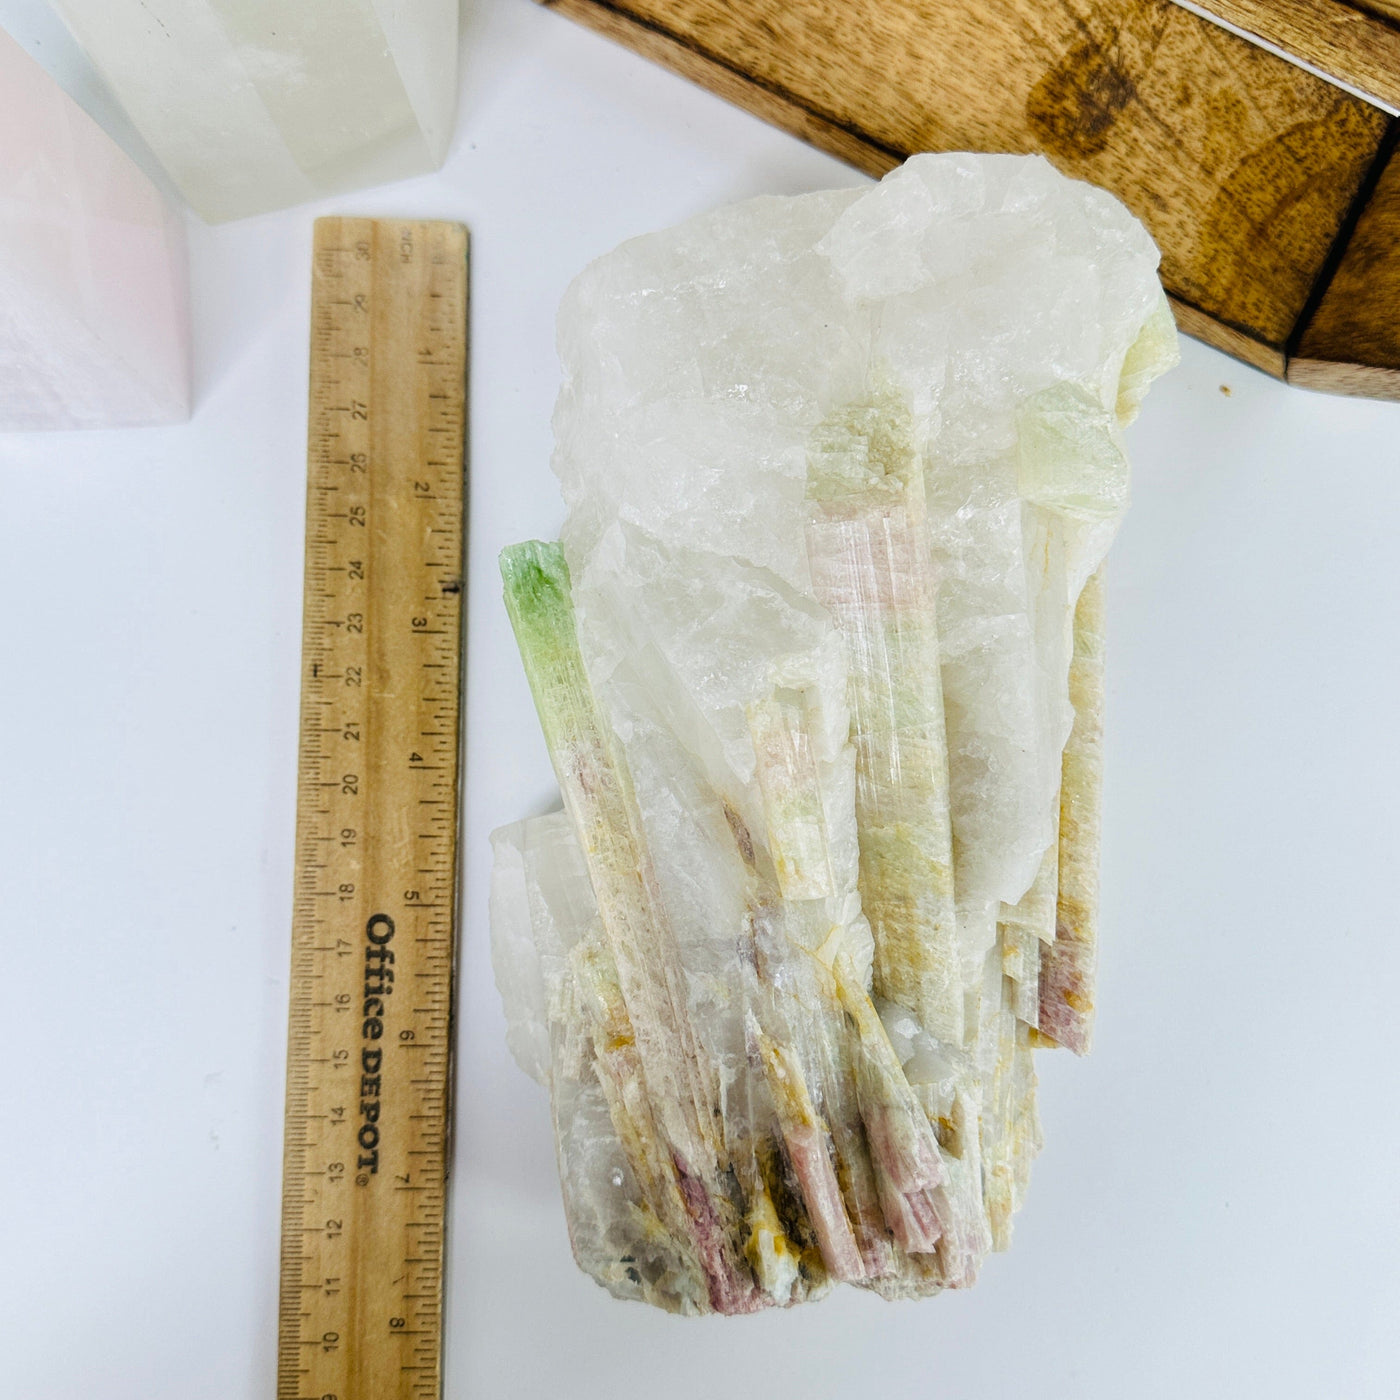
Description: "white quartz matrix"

(0, 25), (188, 430)
(46, 0), (459, 222)
(494, 153), (1178, 1313)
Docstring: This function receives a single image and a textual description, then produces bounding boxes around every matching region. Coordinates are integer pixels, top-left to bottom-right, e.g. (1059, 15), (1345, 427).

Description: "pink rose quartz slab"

(0, 25), (189, 432)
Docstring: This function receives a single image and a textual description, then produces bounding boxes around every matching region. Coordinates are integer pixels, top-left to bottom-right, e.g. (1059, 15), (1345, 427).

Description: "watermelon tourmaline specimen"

(492, 152), (1178, 1312)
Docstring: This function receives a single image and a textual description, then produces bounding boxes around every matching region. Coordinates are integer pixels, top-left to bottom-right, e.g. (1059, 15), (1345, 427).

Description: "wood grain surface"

(543, 0), (1400, 397)
(1291, 136), (1400, 395)
(1186, 0), (1400, 111)
(1357, 0), (1400, 22)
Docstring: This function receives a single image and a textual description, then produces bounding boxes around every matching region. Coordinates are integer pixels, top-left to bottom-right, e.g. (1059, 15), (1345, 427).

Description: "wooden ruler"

(277, 217), (468, 1400)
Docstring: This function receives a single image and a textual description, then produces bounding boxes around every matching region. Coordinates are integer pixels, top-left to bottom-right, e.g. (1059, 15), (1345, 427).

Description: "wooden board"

(1188, 0), (1400, 111)
(1354, 0), (1400, 25)
(1291, 134), (1400, 395)
(277, 217), (468, 1400)
(540, 0), (1400, 397)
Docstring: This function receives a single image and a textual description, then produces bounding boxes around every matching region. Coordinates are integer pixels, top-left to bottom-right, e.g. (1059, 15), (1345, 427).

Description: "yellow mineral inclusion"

(745, 1180), (800, 1302)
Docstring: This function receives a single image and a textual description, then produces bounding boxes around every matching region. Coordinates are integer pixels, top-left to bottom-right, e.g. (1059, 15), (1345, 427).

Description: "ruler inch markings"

(277, 217), (467, 1400)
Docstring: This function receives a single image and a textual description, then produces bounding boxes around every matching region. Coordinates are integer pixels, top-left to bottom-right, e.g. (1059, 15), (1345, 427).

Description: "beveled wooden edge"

(1286, 358), (1400, 398)
(1288, 125), (1400, 389)
(1359, 0), (1400, 23)
(1168, 297), (1286, 378)
(1180, 0), (1400, 112)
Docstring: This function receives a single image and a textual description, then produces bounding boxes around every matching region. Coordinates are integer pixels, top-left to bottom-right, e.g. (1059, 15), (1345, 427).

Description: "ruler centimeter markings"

(278, 217), (468, 1400)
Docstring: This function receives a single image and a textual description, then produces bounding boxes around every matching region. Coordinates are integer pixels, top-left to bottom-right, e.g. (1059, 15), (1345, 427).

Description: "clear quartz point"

(46, 0), (459, 222)
(494, 154), (1178, 1312)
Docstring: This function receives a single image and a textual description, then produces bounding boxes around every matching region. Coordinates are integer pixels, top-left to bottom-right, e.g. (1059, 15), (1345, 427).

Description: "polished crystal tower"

(493, 154), (1178, 1312)
(0, 26), (188, 431)
(46, 0), (460, 222)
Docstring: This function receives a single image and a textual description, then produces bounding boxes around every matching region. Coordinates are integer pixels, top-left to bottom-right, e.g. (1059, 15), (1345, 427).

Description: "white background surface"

(3, 2), (1398, 1396)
